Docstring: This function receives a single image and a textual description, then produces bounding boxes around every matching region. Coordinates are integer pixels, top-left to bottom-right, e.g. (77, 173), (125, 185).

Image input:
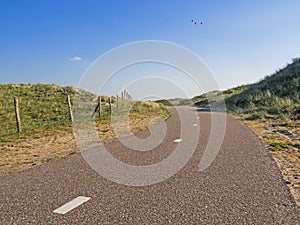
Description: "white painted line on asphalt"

(174, 139), (182, 143)
(53, 196), (91, 215)
(193, 123), (198, 127)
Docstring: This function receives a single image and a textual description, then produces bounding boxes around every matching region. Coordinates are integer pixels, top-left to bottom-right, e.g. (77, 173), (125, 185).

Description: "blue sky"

(0, 0), (299, 99)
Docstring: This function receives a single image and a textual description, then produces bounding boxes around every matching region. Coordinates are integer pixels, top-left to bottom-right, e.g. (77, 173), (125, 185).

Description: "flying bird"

(191, 19), (203, 25)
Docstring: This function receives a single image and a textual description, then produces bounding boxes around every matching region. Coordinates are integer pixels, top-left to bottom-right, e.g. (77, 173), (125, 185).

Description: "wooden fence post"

(98, 96), (101, 118)
(109, 97), (112, 115)
(116, 95), (119, 110)
(67, 95), (73, 122)
(14, 97), (21, 133)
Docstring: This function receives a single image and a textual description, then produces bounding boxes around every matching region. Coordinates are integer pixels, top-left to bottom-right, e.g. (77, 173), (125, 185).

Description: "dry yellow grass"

(0, 108), (169, 176)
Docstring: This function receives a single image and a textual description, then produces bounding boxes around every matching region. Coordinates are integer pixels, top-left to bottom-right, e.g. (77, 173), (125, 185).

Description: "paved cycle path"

(0, 107), (299, 224)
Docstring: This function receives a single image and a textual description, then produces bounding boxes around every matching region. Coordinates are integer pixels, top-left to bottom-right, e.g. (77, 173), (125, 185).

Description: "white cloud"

(69, 56), (83, 61)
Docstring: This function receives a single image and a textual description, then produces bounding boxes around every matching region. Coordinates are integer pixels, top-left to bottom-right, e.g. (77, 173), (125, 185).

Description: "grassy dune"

(225, 59), (300, 121)
(0, 83), (77, 141)
(192, 58), (300, 120)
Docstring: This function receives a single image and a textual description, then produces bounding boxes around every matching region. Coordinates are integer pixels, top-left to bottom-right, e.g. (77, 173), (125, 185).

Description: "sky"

(0, 0), (299, 99)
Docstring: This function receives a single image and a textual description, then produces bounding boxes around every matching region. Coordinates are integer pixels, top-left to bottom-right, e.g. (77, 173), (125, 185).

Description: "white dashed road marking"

(193, 124), (198, 127)
(53, 196), (91, 215)
(174, 139), (182, 143)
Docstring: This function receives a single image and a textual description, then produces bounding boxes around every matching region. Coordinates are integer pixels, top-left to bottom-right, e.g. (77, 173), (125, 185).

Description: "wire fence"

(0, 90), (133, 140)
(0, 95), (73, 138)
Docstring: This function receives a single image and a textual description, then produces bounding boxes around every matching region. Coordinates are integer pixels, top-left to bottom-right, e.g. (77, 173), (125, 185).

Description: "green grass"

(0, 83), (169, 142)
(191, 58), (300, 121)
(130, 101), (169, 114)
(155, 98), (193, 106)
(0, 83), (77, 141)
(268, 141), (290, 152)
(225, 59), (300, 120)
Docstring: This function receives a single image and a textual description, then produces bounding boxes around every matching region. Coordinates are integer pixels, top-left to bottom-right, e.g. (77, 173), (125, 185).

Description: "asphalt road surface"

(0, 107), (299, 224)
